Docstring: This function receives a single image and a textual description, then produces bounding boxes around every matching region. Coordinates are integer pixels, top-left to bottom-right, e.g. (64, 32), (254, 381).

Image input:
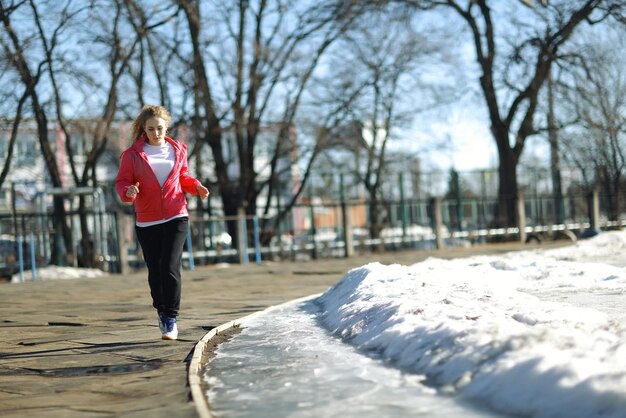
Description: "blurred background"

(1, 0), (625, 277)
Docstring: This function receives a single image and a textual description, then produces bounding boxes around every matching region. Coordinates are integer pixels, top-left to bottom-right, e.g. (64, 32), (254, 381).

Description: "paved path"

(0, 242), (567, 417)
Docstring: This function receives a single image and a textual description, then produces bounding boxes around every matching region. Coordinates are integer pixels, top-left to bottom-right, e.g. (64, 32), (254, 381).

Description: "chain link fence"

(1, 168), (624, 279)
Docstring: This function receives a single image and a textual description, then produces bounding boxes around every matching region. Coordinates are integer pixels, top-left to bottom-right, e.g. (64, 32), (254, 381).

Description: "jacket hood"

(129, 135), (182, 153)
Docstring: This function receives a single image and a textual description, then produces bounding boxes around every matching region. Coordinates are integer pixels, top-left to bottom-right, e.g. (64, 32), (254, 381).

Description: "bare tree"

(175, 0), (364, 242)
(519, 0), (548, 7)
(0, 0), (75, 264)
(558, 26), (626, 221)
(0, 4), (27, 189)
(398, 0), (616, 226)
(122, 1), (183, 110)
(0, 2), (37, 192)
(312, 8), (457, 241)
(1, 0), (149, 266)
(0, 86), (28, 190)
(32, 0), (144, 266)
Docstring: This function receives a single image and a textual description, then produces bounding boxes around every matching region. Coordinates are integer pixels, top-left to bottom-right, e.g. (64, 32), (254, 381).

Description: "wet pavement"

(0, 242), (567, 417)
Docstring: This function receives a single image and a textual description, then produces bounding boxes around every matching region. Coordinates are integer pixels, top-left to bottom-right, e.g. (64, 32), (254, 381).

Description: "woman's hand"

(197, 184), (209, 199)
(126, 182), (140, 198)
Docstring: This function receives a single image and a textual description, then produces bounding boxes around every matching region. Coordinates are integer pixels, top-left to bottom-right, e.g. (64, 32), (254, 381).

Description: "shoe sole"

(161, 335), (177, 340)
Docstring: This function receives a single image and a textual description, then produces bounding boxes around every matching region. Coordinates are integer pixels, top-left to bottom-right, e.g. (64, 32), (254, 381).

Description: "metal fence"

(1, 166), (624, 279)
(1, 188), (623, 281)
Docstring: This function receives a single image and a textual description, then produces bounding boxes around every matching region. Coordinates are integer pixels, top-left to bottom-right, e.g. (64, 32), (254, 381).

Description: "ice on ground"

(207, 300), (501, 418)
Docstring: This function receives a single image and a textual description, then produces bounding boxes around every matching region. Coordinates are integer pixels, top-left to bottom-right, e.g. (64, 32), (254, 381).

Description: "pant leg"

(158, 217), (188, 317)
(135, 224), (166, 313)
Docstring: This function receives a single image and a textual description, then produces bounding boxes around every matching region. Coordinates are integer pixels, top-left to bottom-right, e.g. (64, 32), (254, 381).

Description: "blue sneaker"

(157, 313), (166, 334)
(161, 316), (178, 340)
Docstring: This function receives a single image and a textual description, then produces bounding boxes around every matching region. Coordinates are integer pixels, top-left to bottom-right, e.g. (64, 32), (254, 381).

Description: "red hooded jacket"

(115, 136), (201, 223)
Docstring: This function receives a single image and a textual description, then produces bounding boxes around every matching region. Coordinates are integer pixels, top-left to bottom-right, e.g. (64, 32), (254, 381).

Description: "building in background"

(0, 120), (302, 219)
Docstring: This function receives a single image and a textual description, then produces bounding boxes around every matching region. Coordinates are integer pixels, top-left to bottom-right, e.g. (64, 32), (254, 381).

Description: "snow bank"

(317, 231), (626, 417)
(11, 265), (106, 283)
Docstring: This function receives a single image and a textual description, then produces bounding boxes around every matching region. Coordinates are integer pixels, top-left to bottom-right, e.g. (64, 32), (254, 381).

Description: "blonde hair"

(130, 105), (171, 141)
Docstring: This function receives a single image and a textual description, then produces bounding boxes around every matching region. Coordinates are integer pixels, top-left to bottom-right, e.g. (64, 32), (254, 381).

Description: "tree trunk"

(547, 68), (564, 224)
(221, 187), (240, 247)
(496, 148), (518, 227)
(78, 197), (95, 268)
(35, 110), (73, 265)
(368, 192), (384, 251)
(608, 175), (621, 222)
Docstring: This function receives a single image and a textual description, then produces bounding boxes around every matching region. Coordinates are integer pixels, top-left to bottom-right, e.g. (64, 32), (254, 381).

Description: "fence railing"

(0, 190), (622, 281)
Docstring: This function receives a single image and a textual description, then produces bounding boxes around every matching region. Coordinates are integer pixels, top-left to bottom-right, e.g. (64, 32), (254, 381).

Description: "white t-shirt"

(144, 142), (175, 186)
(136, 141), (186, 228)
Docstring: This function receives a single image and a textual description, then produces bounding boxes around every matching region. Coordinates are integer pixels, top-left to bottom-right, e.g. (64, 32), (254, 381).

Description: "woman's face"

(144, 117), (167, 145)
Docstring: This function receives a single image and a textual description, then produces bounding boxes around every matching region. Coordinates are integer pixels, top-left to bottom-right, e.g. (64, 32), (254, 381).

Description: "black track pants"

(135, 217), (188, 317)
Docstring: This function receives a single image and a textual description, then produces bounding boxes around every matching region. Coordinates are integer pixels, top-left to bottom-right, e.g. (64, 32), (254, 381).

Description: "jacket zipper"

(136, 145), (180, 220)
